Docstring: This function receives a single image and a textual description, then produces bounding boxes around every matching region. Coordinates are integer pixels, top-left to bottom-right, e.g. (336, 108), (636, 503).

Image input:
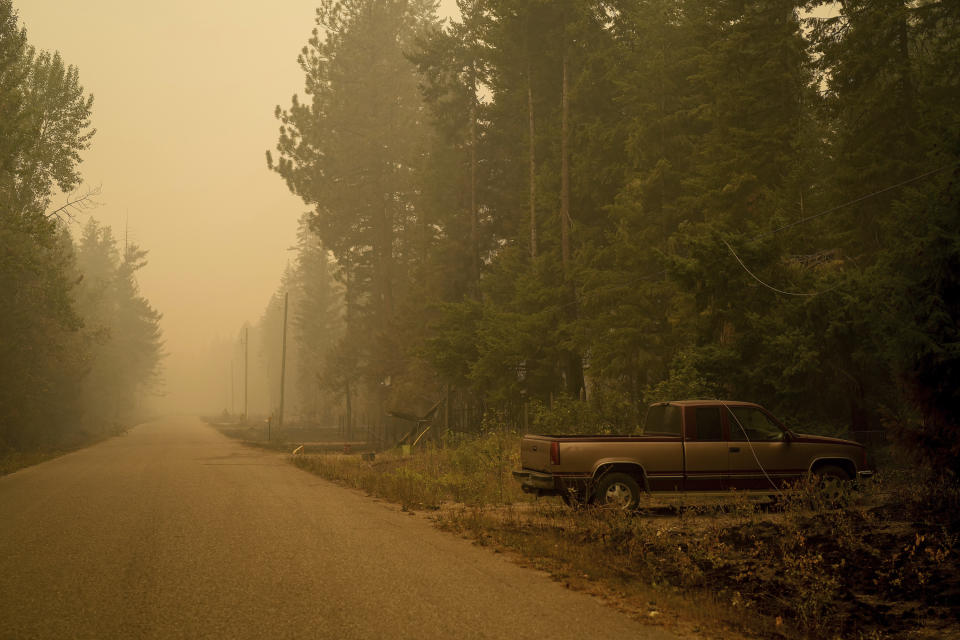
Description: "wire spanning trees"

(267, 0), (960, 472)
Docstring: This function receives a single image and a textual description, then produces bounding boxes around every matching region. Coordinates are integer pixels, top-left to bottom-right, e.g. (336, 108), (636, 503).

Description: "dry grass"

(291, 431), (530, 508)
(285, 435), (958, 639)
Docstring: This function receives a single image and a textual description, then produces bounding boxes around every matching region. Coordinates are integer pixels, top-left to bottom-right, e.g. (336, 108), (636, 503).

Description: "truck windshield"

(644, 405), (681, 436)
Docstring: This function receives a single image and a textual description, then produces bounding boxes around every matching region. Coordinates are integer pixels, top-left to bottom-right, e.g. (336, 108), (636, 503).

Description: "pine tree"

(291, 217), (343, 422)
(0, 2), (96, 449)
(74, 218), (164, 429)
(269, 0), (439, 427)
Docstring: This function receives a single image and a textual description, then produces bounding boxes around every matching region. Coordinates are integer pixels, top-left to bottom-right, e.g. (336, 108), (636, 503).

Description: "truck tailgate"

(520, 435), (554, 473)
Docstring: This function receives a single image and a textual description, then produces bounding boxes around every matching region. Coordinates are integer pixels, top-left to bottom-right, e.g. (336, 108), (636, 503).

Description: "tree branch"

(45, 184), (102, 221)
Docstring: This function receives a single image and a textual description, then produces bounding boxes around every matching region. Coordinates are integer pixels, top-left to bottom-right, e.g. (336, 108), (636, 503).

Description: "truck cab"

(513, 400), (873, 507)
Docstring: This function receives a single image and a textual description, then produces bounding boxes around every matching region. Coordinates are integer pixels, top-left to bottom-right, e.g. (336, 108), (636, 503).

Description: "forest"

(250, 0), (959, 478)
(0, 0), (164, 460)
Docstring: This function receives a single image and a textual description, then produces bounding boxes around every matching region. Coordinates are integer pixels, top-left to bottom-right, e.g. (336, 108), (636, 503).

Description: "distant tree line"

(260, 0), (957, 477)
(0, 0), (163, 453)
(245, 217), (342, 427)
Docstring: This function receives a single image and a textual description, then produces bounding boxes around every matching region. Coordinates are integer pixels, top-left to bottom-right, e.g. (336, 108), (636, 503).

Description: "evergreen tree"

(259, 0), (960, 455)
(291, 217), (343, 422)
(0, 1), (96, 449)
(806, 0), (960, 458)
(269, 0), (439, 425)
(74, 218), (164, 430)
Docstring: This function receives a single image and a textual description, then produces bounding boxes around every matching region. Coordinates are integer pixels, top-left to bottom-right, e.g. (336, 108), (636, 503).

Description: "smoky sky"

(15, 0), (459, 412)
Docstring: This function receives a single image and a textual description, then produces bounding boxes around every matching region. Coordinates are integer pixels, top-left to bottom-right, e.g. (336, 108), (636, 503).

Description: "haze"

(4, 2), (959, 637)
(15, 0), (457, 413)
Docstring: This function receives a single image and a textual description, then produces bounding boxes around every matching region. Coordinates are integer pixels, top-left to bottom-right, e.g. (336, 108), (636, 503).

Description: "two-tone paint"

(512, 400), (874, 499)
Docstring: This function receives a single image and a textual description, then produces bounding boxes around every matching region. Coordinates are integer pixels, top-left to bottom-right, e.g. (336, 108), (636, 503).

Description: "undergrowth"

(292, 428), (531, 508)
(0, 425), (129, 476)
(289, 433), (958, 640)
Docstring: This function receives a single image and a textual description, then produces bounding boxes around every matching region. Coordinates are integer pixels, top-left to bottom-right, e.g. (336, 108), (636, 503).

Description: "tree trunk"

(345, 378), (352, 442)
(469, 77), (480, 295)
(378, 197), (394, 324)
(559, 47), (583, 399)
(560, 52), (571, 275)
(527, 63), (537, 259)
(895, 1), (915, 120)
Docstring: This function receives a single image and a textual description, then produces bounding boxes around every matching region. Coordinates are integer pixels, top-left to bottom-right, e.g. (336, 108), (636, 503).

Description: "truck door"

(682, 406), (728, 491)
(724, 405), (801, 490)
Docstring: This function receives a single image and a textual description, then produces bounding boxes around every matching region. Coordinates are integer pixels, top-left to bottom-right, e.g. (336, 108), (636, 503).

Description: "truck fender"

(591, 460), (649, 493)
(808, 457), (857, 479)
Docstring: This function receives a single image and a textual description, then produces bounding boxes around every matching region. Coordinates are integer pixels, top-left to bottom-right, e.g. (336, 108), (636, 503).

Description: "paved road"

(0, 417), (678, 639)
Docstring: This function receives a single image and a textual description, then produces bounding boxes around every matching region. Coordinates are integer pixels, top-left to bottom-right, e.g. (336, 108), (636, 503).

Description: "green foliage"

(293, 428), (527, 508)
(293, 431), (959, 639)
(528, 394), (617, 435)
(1, 4), (160, 454)
(0, 1), (93, 214)
(645, 348), (724, 405)
(867, 172), (960, 482)
(290, 217), (343, 422)
(269, 0), (438, 387)
(1, 2), (92, 450)
(0, 215), (85, 448)
(264, 0), (960, 482)
(73, 218), (164, 430)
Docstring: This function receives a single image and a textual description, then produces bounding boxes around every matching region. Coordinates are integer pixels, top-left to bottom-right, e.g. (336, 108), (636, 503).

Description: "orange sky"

(15, 0), (456, 411)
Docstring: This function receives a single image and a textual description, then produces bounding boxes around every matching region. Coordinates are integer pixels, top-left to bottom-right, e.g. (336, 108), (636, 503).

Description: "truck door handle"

(729, 447), (740, 453)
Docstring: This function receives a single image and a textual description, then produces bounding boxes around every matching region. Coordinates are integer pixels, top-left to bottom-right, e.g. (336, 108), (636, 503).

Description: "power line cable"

(722, 239), (821, 296)
(722, 161), (958, 296)
(720, 400), (784, 497)
(759, 161), (959, 240)
(576, 161), (958, 302)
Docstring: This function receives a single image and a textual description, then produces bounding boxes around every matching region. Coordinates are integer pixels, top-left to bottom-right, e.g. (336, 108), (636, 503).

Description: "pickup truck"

(512, 400), (873, 508)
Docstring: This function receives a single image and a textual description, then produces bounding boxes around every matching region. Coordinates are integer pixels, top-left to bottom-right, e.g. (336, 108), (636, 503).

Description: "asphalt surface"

(0, 417), (679, 639)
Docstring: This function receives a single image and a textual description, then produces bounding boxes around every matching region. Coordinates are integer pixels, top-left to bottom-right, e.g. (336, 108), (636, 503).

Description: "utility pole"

(243, 326), (249, 424)
(278, 292), (289, 428)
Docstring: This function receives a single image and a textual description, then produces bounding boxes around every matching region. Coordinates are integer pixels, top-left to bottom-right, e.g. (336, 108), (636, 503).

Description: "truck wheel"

(596, 472), (640, 510)
(811, 464), (850, 504)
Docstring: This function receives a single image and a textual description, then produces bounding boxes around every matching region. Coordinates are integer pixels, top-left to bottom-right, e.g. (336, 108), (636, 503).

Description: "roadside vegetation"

(247, 0), (960, 493)
(0, 424), (131, 476)
(0, 2), (163, 474)
(280, 427), (958, 640)
(233, 10), (960, 635)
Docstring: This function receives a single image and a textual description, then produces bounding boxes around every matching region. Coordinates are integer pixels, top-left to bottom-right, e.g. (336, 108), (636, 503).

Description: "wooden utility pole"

(243, 326), (249, 423)
(279, 293), (289, 428)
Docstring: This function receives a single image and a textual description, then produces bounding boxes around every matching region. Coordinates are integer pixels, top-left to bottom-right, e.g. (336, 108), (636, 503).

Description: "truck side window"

(644, 405), (681, 436)
(694, 407), (723, 441)
(728, 407), (784, 442)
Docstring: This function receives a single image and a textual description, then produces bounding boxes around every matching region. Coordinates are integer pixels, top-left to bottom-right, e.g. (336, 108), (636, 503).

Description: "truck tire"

(811, 464), (850, 504)
(596, 472), (641, 510)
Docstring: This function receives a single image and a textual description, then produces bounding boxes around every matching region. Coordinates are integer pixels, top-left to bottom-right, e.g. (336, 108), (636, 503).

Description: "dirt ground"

(429, 490), (959, 639)
(219, 423), (958, 639)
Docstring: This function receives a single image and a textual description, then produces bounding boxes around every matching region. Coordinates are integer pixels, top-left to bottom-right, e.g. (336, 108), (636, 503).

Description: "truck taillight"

(550, 441), (560, 465)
